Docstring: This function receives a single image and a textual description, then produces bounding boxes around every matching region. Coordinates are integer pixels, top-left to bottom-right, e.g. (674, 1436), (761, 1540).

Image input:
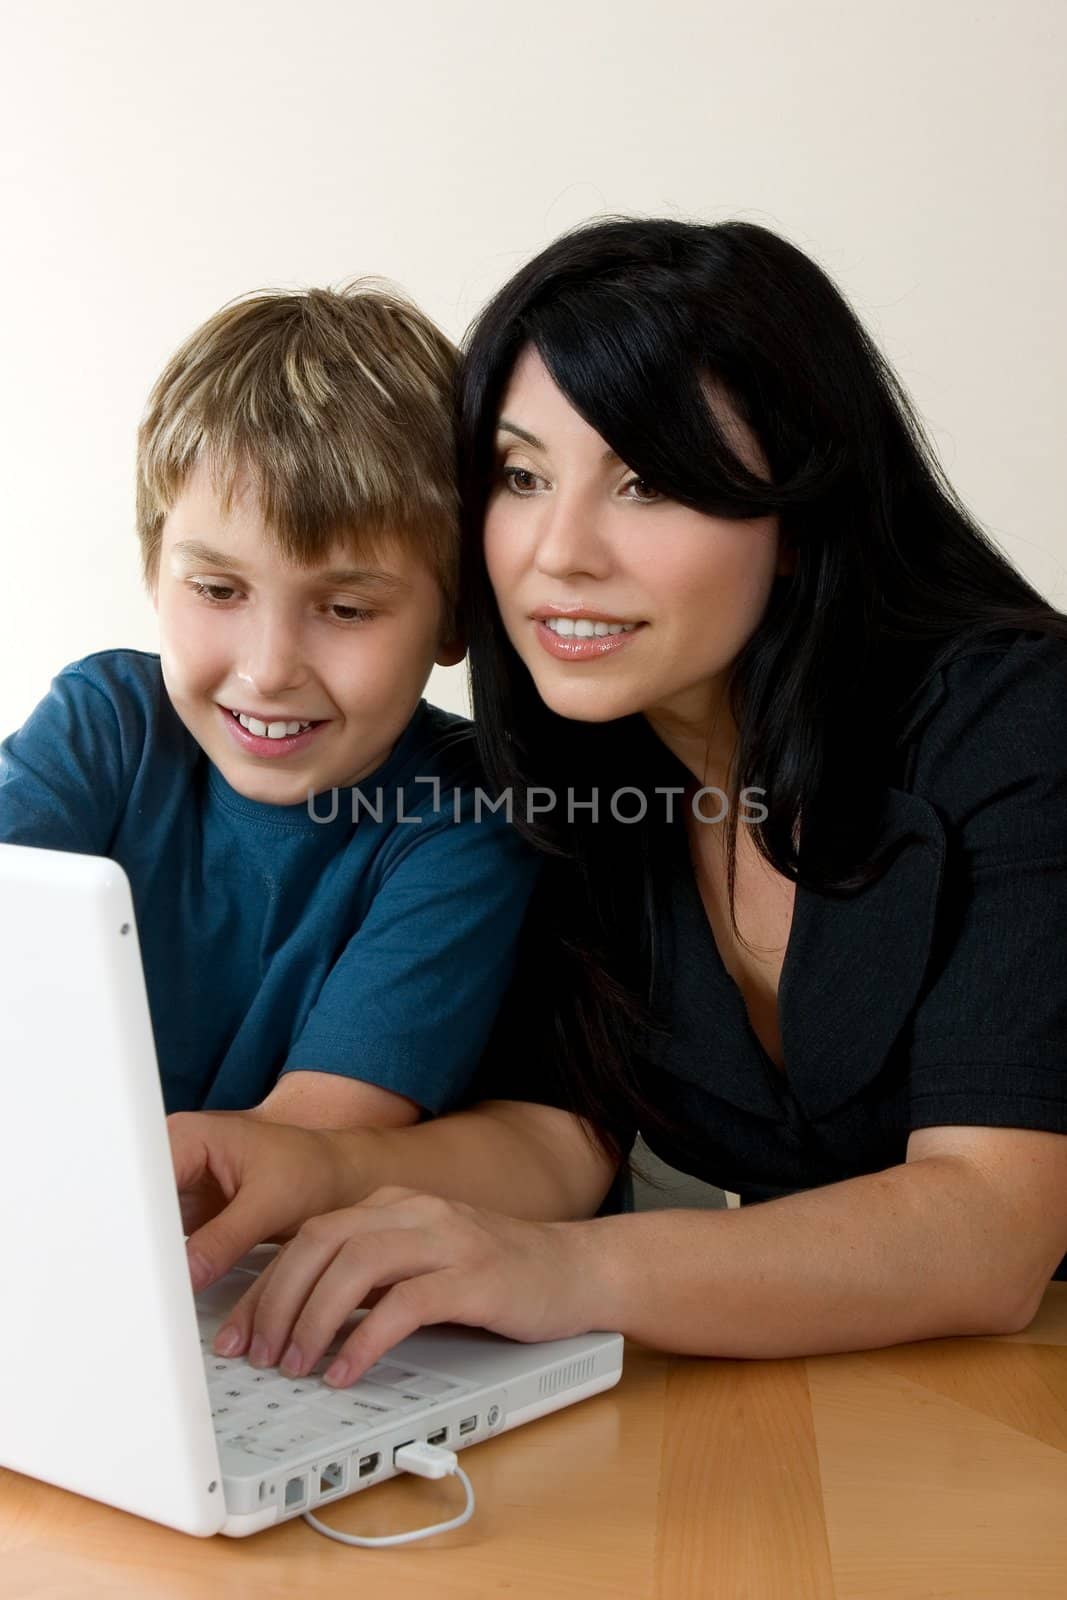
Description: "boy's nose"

(236, 620), (311, 701)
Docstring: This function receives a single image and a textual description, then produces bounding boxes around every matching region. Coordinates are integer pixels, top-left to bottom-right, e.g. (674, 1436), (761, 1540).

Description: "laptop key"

(321, 1380), (422, 1407)
(246, 1399), (305, 1422)
(210, 1404), (243, 1422)
(319, 1416), (369, 1435)
(242, 1423), (339, 1461)
(315, 1391), (404, 1422)
(222, 1367), (287, 1392)
(268, 1379), (327, 1402)
(216, 1416), (275, 1443)
(212, 1383), (263, 1404)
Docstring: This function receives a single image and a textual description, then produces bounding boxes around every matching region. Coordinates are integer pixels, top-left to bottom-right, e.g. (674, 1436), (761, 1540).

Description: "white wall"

(2, 0), (1064, 734)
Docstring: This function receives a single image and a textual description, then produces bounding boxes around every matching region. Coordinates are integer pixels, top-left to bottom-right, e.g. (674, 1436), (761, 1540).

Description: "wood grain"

(2, 1285), (1064, 1598)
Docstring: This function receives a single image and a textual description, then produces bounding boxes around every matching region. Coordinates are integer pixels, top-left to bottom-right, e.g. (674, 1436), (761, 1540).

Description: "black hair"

(456, 216), (1067, 1165)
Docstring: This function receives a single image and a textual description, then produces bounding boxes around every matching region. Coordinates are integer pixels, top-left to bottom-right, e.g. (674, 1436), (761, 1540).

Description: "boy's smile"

(152, 457), (464, 807)
(221, 707), (324, 757)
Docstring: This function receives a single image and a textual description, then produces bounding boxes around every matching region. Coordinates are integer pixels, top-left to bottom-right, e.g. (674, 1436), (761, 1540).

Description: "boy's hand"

(167, 1111), (358, 1291)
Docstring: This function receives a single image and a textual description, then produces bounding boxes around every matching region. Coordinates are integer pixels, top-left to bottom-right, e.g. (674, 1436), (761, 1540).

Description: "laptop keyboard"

(200, 1339), (475, 1464)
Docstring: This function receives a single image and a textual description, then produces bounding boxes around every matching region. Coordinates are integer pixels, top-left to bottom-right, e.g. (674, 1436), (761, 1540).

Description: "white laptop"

(0, 841), (624, 1537)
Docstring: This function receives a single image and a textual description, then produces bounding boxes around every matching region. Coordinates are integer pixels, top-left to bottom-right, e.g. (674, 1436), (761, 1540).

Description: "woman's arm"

(590, 1132), (1066, 1359)
(207, 1128), (1065, 1381)
(170, 1099), (617, 1289)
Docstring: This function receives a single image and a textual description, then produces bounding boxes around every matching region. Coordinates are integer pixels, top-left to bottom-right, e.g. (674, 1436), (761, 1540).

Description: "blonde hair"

(137, 280), (459, 622)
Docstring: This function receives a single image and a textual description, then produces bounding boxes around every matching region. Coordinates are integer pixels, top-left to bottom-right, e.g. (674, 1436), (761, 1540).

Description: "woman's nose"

(532, 494), (613, 583)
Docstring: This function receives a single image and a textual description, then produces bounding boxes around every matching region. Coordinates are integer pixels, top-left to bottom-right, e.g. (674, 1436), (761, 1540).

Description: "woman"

(172, 218), (1067, 1380)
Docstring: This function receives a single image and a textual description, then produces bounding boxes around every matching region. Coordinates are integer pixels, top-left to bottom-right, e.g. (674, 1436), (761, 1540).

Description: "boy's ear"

(435, 633), (467, 669)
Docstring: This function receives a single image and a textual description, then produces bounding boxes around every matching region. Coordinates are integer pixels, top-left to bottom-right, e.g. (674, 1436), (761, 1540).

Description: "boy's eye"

(189, 581), (237, 603)
(330, 605), (377, 623)
(186, 582), (376, 624)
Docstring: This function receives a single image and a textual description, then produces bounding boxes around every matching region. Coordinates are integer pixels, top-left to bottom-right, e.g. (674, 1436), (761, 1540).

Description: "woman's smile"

(485, 345), (788, 733)
(531, 604), (648, 661)
(533, 616), (647, 660)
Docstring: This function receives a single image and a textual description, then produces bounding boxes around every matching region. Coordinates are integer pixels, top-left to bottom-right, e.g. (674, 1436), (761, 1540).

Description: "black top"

(479, 629), (1067, 1281)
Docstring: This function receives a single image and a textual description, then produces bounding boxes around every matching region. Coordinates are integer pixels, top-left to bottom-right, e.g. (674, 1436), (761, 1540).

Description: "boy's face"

(152, 457), (464, 806)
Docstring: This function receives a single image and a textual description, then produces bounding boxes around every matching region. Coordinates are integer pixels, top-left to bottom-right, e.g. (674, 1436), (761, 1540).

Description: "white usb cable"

(302, 1441), (476, 1547)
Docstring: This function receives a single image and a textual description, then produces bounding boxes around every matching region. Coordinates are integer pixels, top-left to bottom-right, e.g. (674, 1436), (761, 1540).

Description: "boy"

(0, 283), (538, 1131)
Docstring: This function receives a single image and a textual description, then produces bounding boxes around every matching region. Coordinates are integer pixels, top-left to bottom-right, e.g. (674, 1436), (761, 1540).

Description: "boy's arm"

(172, 1098), (617, 1288)
(0, 663), (129, 853)
(249, 1069), (421, 1130)
(268, 800), (540, 1122)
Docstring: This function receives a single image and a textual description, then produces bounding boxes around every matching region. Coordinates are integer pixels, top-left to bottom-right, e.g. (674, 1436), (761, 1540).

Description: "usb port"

(357, 1452), (381, 1478)
(458, 1415), (477, 1435)
(426, 1427), (448, 1446)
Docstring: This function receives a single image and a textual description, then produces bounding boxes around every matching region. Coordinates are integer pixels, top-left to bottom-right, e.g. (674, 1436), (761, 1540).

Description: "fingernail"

(187, 1249), (211, 1291)
(280, 1342), (303, 1376)
(249, 1333), (270, 1367)
(324, 1359), (349, 1387)
(214, 1325), (241, 1356)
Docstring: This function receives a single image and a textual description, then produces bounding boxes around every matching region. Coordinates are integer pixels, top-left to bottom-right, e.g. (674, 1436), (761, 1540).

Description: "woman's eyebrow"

(496, 419), (621, 464)
(497, 419), (545, 449)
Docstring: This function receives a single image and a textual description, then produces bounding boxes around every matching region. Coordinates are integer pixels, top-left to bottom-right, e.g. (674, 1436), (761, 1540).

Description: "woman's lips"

(220, 704), (326, 758)
(533, 619), (646, 660)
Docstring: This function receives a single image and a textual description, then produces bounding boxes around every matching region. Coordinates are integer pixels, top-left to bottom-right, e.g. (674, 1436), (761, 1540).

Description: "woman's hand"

(210, 1186), (613, 1384)
(167, 1111), (362, 1289)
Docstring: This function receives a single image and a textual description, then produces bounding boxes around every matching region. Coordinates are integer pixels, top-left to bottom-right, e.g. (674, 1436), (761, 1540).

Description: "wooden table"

(3, 1284), (1065, 1599)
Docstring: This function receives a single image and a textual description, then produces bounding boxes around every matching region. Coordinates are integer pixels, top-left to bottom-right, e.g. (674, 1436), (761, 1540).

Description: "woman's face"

(484, 346), (792, 743)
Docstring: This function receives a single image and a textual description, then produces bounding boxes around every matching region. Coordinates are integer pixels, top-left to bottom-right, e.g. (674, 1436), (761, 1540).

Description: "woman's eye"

(189, 581), (237, 603)
(624, 477), (662, 503)
(501, 466), (543, 495)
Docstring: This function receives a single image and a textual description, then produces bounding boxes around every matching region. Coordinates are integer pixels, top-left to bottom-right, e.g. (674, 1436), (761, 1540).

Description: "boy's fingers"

(167, 1110), (251, 1218)
(166, 1111), (216, 1194)
(185, 1181), (281, 1290)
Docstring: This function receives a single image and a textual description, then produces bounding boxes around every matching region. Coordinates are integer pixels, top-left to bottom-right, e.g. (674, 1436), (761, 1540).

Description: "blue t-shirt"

(0, 650), (539, 1115)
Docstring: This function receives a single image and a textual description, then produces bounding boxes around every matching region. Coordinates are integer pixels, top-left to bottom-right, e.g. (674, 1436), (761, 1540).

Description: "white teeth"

(232, 710), (312, 739)
(543, 617), (637, 637)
